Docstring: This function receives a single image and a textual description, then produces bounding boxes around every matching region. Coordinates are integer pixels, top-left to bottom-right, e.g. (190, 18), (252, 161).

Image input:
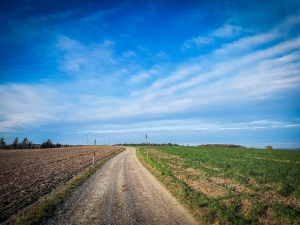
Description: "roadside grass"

(3, 148), (124, 225)
(137, 146), (300, 224)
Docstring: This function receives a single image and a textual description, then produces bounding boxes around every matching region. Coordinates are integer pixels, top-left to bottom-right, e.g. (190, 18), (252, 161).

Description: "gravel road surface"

(44, 147), (199, 225)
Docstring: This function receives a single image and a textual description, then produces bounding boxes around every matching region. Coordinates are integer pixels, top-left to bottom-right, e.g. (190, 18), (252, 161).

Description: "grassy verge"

(136, 146), (300, 225)
(3, 148), (124, 225)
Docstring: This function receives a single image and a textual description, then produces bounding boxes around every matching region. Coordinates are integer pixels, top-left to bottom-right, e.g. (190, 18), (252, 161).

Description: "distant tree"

(12, 137), (19, 149)
(21, 137), (29, 149)
(28, 141), (33, 149)
(40, 139), (53, 148)
(56, 143), (62, 148)
(0, 138), (6, 149)
(265, 145), (273, 150)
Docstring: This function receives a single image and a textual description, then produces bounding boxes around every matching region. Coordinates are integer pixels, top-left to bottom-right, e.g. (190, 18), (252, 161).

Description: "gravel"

(43, 147), (199, 225)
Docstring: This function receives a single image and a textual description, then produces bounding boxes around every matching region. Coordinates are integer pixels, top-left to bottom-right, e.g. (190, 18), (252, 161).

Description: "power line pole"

(146, 134), (148, 160)
(93, 139), (96, 165)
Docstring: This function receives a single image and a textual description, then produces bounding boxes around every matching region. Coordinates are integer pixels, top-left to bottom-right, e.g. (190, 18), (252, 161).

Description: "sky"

(1, 0), (300, 148)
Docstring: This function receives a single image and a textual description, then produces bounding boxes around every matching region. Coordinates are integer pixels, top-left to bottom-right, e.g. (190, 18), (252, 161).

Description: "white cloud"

(213, 31), (280, 57)
(79, 118), (300, 135)
(122, 50), (136, 57)
(181, 15), (300, 52)
(276, 15), (300, 32)
(126, 23), (300, 117)
(181, 36), (214, 50)
(0, 84), (64, 132)
(181, 23), (242, 50)
(56, 36), (116, 73)
(154, 51), (169, 59)
(134, 43), (299, 106)
(132, 64), (202, 98)
(211, 24), (242, 38)
(129, 72), (150, 84)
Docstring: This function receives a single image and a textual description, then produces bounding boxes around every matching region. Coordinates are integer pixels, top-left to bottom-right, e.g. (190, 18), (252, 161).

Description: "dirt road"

(44, 147), (199, 225)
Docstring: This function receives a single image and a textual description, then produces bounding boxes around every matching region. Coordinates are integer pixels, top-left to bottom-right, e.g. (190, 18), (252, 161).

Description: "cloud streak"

(78, 119), (300, 135)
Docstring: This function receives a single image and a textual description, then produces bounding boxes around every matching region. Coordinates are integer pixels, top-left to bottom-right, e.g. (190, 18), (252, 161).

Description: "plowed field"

(0, 146), (123, 222)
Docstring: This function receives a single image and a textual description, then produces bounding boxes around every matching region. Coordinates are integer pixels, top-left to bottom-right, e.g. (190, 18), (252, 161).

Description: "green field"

(137, 146), (300, 224)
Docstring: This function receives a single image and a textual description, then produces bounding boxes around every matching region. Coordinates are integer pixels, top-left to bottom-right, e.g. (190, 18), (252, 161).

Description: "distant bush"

(265, 145), (273, 150)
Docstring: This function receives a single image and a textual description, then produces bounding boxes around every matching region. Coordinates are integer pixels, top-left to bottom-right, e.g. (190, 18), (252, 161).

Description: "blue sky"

(1, 0), (300, 148)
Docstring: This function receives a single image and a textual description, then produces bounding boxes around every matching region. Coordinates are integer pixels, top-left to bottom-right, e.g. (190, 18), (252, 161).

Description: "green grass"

(137, 146), (300, 224)
(4, 148), (124, 225)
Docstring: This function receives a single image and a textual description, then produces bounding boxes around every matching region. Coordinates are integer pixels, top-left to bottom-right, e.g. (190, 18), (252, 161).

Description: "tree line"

(116, 143), (251, 148)
(198, 144), (247, 148)
(0, 137), (68, 149)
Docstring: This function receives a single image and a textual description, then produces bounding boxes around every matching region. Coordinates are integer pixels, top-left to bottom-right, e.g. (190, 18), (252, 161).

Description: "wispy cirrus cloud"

(135, 38), (300, 108)
(181, 36), (214, 50)
(80, 118), (300, 135)
(211, 24), (242, 38)
(181, 15), (300, 53)
(129, 72), (150, 84)
(56, 36), (116, 74)
(0, 84), (64, 132)
(181, 23), (243, 50)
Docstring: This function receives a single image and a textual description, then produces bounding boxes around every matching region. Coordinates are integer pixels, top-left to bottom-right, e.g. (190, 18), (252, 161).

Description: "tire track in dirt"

(44, 147), (199, 225)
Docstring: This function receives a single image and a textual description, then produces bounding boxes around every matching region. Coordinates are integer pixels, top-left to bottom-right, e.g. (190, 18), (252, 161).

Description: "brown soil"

(0, 146), (122, 222)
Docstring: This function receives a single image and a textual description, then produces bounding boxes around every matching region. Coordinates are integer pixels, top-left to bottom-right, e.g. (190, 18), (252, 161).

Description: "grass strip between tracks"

(3, 148), (125, 225)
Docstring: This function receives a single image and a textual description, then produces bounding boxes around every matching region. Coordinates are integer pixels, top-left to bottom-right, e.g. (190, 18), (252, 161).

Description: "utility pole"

(87, 133), (89, 146)
(93, 139), (96, 165)
(146, 134), (148, 160)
